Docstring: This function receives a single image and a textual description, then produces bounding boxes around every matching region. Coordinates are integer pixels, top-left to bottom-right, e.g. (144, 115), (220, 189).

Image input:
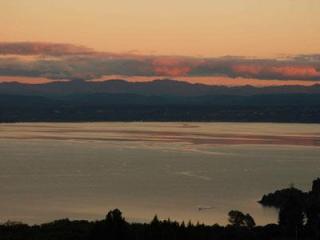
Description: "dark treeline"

(1, 178), (320, 240)
(0, 209), (285, 240)
(1, 96), (320, 123)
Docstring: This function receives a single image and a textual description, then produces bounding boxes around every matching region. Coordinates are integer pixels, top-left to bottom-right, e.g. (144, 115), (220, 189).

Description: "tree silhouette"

(105, 209), (126, 225)
(279, 197), (304, 238)
(228, 210), (256, 228)
(305, 178), (320, 239)
(244, 214), (256, 229)
(90, 209), (130, 240)
(311, 178), (320, 196)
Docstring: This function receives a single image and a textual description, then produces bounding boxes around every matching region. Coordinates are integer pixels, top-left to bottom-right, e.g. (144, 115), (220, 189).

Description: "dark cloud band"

(0, 42), (94, 56)
(0, 42), (319, 81)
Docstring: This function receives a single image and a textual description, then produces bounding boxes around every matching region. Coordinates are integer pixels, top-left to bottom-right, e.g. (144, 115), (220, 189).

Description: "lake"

(0, 122), (320, 225)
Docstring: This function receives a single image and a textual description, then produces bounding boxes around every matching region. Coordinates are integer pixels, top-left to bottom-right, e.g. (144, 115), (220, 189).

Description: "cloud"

(230, 64), (320, 80)
(151, 57), (195, 76)
(0, 56), (154, 80)
(0, 42), (319, 81)
(189, 58), (320, 81)
(0, 42), (94, 56)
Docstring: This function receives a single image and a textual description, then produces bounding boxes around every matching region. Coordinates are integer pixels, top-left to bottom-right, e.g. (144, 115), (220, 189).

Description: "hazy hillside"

(1, 79), (320, 96)
(1, 79), (320, 122)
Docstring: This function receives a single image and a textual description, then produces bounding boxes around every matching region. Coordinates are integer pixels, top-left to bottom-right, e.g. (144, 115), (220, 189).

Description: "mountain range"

(1, 79), (320, 96)
(0, 79), (320, 122)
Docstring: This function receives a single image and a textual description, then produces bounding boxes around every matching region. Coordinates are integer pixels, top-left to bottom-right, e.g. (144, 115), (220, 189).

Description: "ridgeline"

(1, 80), (320, 123)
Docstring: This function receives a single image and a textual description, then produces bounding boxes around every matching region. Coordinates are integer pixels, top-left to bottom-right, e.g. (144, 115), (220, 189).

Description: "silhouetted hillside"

(1, 79), (320, 96)
(1, 79), (320, 122)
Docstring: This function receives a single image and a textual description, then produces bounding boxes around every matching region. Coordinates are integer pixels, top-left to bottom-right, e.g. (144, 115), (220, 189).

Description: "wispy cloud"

(0, 42), (319, 81)
(0, 42), (94, 56)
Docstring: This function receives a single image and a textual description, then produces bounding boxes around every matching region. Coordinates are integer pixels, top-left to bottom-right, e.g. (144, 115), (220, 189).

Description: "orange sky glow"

(0, 0), (319, 86)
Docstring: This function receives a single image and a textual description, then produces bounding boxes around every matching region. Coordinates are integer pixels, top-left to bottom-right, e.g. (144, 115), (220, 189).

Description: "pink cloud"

(0, 41), (320, 82)
(231, 64), (320, 80)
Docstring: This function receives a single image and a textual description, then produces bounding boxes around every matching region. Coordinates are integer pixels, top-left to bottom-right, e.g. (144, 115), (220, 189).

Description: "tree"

(105, 209), (125, 224)
(244, 214), (256, 229)
(228, 210), (256, 228)
(279, 197), (304, 238)
(150, 215), (160, 226)
(104, 209), (129, 240)
(312, 178), (320, 196)
(305, 179), (320, 239)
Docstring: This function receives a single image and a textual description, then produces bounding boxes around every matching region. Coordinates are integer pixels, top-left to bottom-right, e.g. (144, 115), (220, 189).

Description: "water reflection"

(0, 122), (319, 225)
(1, 122), (320, 147)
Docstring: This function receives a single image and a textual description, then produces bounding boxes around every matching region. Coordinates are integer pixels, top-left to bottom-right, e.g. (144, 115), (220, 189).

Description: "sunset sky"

(1, 0), (320, 86)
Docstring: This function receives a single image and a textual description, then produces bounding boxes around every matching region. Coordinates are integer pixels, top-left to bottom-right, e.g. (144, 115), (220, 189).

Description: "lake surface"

(0, 122), (320, 225)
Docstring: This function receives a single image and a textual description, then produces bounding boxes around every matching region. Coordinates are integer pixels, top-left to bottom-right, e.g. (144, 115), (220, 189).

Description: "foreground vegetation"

(1, 178), (320, 240)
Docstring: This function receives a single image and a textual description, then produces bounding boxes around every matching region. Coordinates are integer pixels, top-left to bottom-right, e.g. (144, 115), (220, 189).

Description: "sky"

(0, 0), (320, 86)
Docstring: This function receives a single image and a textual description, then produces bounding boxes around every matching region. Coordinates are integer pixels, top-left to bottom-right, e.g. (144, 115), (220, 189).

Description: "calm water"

(0, 122), (320, 225)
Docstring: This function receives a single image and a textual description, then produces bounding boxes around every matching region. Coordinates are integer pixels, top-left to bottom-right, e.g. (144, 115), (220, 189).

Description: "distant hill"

(1, 79), (320, 96)
(1, 79), (320, 122)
